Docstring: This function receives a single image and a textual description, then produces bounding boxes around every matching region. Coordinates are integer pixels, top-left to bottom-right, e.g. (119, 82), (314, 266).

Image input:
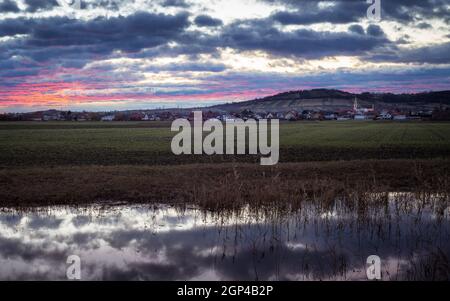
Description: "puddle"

(0, 192), (449, 280)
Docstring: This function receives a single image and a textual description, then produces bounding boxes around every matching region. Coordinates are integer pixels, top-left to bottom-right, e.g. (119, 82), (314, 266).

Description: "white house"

(285, 111), (298, 121)
(393, 115), (407, 120)
(220, 115), (236, 122)
(379, 112), (392, 120)
(266, 113), (275, 119)
(101, 115), (115, 121)
(276, 112), (285, 119)
(324, 113), (336, 120)
(354, 115), (367, 120)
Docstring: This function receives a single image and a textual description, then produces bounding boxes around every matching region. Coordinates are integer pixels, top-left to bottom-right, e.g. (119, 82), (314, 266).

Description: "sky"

(0, 0), (449, 112)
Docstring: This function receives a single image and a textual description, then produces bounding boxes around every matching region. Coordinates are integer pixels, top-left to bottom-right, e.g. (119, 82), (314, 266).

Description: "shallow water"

(0, 192), (449, 281)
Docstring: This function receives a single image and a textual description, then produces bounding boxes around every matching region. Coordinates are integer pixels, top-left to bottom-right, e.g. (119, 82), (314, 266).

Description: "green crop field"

(0, 121), (449, 167)
(1, 121), (450, 205)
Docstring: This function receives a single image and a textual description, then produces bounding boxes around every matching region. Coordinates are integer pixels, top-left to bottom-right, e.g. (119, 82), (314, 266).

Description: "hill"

(208, 89), (450, 113)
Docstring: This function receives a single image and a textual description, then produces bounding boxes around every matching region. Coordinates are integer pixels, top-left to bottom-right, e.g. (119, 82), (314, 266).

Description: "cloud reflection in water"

(0, 193), (449, 280)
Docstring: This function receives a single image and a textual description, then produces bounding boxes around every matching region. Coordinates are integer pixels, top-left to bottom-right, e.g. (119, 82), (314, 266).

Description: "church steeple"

(353, 97), (359, 112)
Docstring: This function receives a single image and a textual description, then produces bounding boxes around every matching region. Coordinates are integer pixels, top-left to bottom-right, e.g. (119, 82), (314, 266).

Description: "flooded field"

(0, 192), (449, 281)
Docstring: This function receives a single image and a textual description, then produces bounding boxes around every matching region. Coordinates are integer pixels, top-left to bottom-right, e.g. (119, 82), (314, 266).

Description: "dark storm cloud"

(0, 0), (20, 12)
(266, 0), (450, 24)
(0, 18), (32, 36)
(25, 0), (58, 12)
(417, 22), (433, 29)
(0, 11), (190, 59)
(131, 15), (392, 61)
(368, 42), (450, 64)
(366, 0), (450, 22)
(366, 24), (384, 37)
(216, 18), (391, 59)
(348, 24), (365, 35)
(194, 15), (223, 27)
(160, 0), (189, 8)
(28, 12), (190, 49)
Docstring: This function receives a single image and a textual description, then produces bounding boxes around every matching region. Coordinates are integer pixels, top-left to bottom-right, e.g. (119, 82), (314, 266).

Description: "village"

(1, 98), (448, 122)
